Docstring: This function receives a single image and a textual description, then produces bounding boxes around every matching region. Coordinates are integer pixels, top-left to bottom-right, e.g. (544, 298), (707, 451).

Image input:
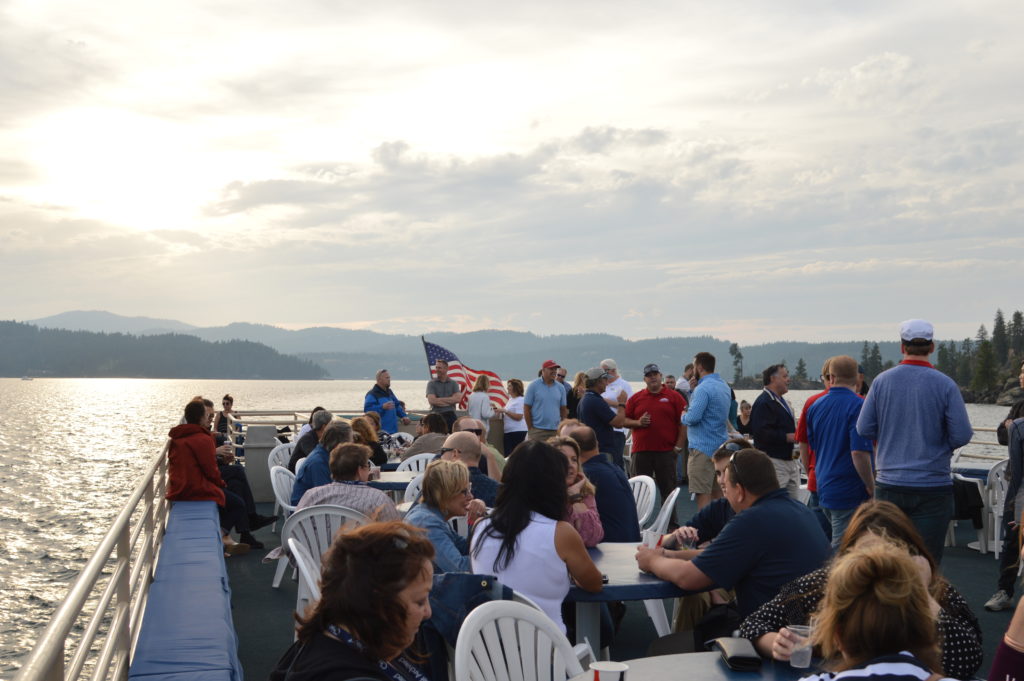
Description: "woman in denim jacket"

(405, 459), (486, 573)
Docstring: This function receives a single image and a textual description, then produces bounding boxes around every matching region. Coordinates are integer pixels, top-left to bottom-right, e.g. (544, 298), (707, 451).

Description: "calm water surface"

(0, 378), (1008, 676)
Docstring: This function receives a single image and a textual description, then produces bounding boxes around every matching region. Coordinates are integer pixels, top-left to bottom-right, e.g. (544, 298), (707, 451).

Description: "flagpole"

(421, 336), (433, 379)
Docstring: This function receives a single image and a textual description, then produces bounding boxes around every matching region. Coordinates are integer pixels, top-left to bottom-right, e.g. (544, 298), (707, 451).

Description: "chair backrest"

(988, 459), (1010, 507)
(646, 487), (681, 536)
(398, 452), (437, 472)
(295, 456), (309, 475)
(283, 504), (371, 562)
(270, 465), (297, 515)
(288, 537), (322, 618)
(454, 600), (585, 681)
(268, 441), (296, 470)
(449, 515), (470, 538)
(404, 473), (425, 504)
(629, 475), (657, 527)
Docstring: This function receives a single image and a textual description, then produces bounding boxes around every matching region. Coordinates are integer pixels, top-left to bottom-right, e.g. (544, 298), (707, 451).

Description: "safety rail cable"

(14, 442), (170, 681)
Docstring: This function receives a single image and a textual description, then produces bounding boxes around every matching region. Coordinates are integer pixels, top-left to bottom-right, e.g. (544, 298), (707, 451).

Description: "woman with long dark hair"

(470, 440), (602, 632)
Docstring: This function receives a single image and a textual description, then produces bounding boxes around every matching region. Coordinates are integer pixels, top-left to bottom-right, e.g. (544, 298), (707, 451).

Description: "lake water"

(0, 378), (1008, 676)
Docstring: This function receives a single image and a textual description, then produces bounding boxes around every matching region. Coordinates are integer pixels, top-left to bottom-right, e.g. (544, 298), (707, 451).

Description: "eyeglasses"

(457, 487), (472, 497)
(360, 462), (372, 469)
(728, 452), (745, 489)
(556, 373), (567, 379)
(463, 428), (483, 435)
(439, 447), (457, 455)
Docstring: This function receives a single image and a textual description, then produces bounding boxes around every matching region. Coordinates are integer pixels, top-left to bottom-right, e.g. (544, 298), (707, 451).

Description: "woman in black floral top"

(738, 501), (981, 680)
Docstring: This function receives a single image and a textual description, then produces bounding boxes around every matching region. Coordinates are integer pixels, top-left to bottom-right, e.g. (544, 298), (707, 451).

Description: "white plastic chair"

(270, 465), (298, 533)
(268, 443), (296, 523)
(449, 515), (470, 538)
(629, 475), (657, 528)
(987, 460), (1010, 560)
(404, 473), (425, 505)
(640, 486), (681, 638)
(295, 456), (308, 476)
(288, 537), (321, 629)
(947, 473), (987, 553)
(398, 452), (436, 472)
(273, 504), (370, 588)
(454, 600), (585, 681)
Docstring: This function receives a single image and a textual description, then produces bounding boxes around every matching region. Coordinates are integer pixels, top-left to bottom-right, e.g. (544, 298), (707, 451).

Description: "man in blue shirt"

(857, 319), (973, 563)
(682, 352), (732, 509)
(441, 431), (499, 506)
(290, 421), (353, 506)
(636, 448), (828, 632)
(806, 355), (874, 548)
(524, 359), (568, 440)
(578, 366), (647, 466)
(570, 425), (640, 542)
(363, 369), (410, 434)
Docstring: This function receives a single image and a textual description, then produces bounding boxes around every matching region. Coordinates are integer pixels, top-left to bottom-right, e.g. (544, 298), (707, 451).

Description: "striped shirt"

(798, 652), (952, 681)
(296, 481), (401, 522)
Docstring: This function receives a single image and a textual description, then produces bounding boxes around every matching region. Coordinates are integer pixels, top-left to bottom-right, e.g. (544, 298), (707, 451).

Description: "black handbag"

(711, 637), (762, 672)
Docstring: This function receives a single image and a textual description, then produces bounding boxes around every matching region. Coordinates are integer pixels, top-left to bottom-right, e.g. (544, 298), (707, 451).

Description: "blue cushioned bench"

(129, 501), (243, 681)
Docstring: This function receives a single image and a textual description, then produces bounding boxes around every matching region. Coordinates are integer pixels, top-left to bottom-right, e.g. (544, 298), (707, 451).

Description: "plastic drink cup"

(589, 660), (628, 680)
(788, 624), (813, 668)
(641, 530), (660, 548)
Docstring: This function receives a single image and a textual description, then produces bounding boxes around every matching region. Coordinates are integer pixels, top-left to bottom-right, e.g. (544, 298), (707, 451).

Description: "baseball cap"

(899, 319), (934, 343)
(542, 359), (560, 370)
(584, 367), (611, 380)
(643, 363), (661, 375)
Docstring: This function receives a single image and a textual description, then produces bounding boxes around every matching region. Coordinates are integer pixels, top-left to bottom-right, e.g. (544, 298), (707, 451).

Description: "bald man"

(442, 431), (499, 506)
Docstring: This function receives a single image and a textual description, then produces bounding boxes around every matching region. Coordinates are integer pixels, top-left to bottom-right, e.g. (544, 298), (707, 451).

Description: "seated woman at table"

(470, 439), (603, 633)
(795, 541), (952, 681)
(404, 459), (486, 573)
(351, 415), (388, 467)
(739, 500), (981, 680)
(548, 435), (603, 547)
(270, 521), (434, 681)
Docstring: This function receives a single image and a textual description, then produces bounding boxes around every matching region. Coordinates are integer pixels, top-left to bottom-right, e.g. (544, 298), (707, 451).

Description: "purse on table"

(711, 636), (762, 672)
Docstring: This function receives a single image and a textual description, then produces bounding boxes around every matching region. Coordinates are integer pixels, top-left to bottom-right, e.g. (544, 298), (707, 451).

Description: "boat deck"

(227, 495), (1014, 680)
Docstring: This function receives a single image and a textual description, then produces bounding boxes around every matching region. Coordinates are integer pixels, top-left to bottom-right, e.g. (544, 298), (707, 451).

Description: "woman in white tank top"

(470, 440), (603, 632)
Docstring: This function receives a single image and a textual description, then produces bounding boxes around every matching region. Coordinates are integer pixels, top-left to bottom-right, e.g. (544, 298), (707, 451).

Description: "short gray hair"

(311, 409), (334, 431)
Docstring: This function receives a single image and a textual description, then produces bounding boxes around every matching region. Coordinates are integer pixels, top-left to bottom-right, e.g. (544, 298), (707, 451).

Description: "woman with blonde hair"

(741, 500), (981, 679)
(548, 436), (603, 547)
(566, 371), (586, 418)
(797, 541), (949, 681)
(350, 415), (387, 467)
(404, 459), (486, 573)
(467, 374), (495, 435)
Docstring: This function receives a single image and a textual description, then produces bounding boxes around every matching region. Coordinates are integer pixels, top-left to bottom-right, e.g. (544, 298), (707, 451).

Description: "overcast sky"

(2, 0), (1021, 344)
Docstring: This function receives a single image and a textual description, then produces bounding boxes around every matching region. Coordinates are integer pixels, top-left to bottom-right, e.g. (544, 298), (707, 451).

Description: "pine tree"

(992, 309), (1009, 366)
(957, 339), (974, 386)
(937, 342), (954, 378)
(1010, 310), (1024, 359)
(860, 341), (871, 369)
(728, 343), (744, 384)
(868, 343), (883, 378)
(976, 324), (989, 344)
(972, 340), (997, 393)
(795, 358), (808, 380)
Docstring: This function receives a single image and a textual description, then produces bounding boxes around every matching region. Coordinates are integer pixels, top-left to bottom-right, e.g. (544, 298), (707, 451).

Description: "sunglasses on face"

(463, 428), (483, 435)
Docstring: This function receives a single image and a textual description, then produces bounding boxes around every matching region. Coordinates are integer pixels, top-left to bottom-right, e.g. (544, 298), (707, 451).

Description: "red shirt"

(626, 387), (687, 452)
(795, 389), (828, 491)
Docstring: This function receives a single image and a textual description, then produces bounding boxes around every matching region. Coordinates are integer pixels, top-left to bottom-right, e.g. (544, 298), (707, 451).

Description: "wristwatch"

(569, 493), (585, 504)
(617, 403), (626, 408)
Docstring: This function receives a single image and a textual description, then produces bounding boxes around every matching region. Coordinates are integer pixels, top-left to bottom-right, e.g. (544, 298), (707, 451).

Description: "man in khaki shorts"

(682, 352), (732, 509)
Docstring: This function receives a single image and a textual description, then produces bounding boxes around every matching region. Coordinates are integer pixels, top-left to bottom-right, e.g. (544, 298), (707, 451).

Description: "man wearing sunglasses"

(636, 448), (828, 641)
(438, 431), (499, 506)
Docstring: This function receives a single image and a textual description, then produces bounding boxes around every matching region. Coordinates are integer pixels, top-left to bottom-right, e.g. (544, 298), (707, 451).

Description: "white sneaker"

(985, 590), (1013, 611)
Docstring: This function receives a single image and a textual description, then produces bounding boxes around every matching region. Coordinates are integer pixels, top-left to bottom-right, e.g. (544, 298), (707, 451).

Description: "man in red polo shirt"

(626, 363), (687, 508)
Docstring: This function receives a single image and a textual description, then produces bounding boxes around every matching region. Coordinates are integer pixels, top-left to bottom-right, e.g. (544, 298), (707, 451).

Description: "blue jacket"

(290, 444), (332, 506)
(363, 384), (407, 434)
(404, 503), (470, 573)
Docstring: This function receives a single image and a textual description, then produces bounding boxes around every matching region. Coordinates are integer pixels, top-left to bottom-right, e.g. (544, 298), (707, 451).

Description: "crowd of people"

(163, 318), (1024, 681)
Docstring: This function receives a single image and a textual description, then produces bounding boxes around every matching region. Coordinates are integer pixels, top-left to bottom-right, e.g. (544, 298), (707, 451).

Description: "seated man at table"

(400, 413), (450, 459)
(290, 421), (353, 506)
(636, 447), (829, 644)
(453, 417), (504, 479)
(569, 425), (641, 542)
(296, 442), (401, 520)
(438, 431), (499, 506)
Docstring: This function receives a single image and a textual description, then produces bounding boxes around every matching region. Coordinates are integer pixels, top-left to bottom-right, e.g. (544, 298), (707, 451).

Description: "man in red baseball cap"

(524, 359), (568, 440)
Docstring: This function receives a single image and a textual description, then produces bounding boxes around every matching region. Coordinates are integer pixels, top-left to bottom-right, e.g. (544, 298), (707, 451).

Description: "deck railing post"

(114, 523), (131, 680)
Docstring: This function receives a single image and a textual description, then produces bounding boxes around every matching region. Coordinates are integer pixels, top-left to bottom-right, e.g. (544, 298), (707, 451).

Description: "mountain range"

(25, 311), (908, 381)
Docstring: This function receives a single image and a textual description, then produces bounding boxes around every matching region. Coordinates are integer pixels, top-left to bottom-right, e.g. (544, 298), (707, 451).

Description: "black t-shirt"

(270, 633), (397, 681)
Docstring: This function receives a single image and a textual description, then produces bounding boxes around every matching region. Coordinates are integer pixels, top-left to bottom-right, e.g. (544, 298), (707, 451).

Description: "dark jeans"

(807, 491), (833, 544)
(610, 431), (626, 470)
(875, 483), (953, 563)
(219, 489), (250, 534)
(438, 411), (457, 432)
(219, 463), (256, 516)
(503, 430), (527, 456)
(997, 511), (1021, 594)
(633, 450), (677, 512)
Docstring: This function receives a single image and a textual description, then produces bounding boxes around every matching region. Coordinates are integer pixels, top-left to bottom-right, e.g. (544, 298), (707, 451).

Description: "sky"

(1, 0), (1022, 344)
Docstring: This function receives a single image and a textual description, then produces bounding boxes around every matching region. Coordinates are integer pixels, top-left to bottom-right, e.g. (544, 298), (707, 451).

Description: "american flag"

(422, 338), (509, 409)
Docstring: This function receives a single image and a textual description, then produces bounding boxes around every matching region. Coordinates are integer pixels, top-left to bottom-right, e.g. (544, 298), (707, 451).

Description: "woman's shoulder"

(271, 634), (387, 681)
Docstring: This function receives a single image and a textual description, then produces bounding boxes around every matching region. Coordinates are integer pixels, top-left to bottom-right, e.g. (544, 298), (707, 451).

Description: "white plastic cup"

(589, 660), (628, 680)
(641, 529), (660, 548)
(788, 624), (812, 668)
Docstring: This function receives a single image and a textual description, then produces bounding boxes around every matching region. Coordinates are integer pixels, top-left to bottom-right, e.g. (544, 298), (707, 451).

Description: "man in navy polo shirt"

(636, 448), (828, 634)
(578, 366), (646, 468)
(570, 425), (640, 542)
(806, 355), (874, 548)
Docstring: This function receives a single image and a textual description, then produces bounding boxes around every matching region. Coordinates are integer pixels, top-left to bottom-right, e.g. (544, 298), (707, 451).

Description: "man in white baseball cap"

(855, 319), (973, 563)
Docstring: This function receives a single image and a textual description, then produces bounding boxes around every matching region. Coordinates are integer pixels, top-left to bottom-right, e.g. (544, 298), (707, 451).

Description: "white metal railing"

(14, 443), (170, 681)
